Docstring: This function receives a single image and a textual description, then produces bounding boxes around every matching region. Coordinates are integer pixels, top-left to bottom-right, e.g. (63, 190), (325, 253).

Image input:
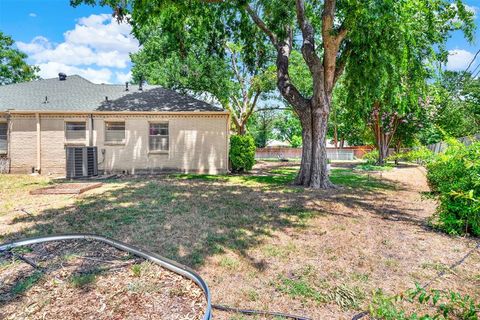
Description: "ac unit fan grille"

(66, 146), (98, 179)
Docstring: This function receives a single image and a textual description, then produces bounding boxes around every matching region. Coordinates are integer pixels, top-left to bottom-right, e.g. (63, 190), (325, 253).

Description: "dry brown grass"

(0, 162), (479, 319)
(0, 240), (206, 320)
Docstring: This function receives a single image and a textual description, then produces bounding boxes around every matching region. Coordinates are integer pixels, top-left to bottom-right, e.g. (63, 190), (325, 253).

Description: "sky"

(0, 0), (479, 84)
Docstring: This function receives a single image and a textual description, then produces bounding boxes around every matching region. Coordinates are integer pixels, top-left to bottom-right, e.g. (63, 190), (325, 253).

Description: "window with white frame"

(0, 123), (7, 154)
(65, 122), (86, 141)
(149, 123), (169, 151)
(105, 121), (125, 143)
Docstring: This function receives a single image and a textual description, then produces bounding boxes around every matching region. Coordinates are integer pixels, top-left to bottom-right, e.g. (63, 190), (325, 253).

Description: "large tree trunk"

(246, 0), (347, 188)
(295, 108), (312, 186)
(294, 102), (332, 188)
(310, 107), (332, 188)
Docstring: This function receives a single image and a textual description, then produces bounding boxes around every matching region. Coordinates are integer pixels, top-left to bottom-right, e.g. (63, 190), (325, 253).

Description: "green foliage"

(387, 147), (435, 165)
(273, 109), (302, 147)
(427, 140), (480, 236)
(70, 272), (97, 288)
(275, 267), (365, 310)
(248, 109), (277, 148)
(363, 150), (379, 165)
(11, 271), (43, 295)
(131, 264), (142, 277)
(229, 135), (256, 172)
(420, 72), (480, 145)
(355, 164), (393, 172)
(344, 0), (474, 155)
(126, 2), (275, 135)
(330, 80), (371, 146)
(369, 284), (480, 320)
(0, 31), (39, 85)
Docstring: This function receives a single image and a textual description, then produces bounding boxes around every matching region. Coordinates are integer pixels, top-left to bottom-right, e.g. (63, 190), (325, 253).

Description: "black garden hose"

(212, 304), (312, 320)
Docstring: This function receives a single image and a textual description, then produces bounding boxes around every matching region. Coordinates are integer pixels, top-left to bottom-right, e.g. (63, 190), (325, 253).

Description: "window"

(149, 123), (169, 152)
(65, 122), (86, 141)
(0, 123), (7, 154)
(105, 122), (125, 143)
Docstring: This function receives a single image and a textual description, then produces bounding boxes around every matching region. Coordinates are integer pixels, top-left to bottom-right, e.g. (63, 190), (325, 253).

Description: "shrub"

(363, 150), (379, 164)
(426, 139), (480, 236)
(229, 134), (256, 172)
(387, 146), (435, 165)
(369, 284), (480, 320)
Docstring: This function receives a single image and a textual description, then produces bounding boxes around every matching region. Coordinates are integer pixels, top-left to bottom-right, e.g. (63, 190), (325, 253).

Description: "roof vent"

(58, 73), (67, 81)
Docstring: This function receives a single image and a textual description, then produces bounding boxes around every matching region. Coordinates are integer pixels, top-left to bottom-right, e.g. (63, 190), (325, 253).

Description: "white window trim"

(148, 121), (170, 154)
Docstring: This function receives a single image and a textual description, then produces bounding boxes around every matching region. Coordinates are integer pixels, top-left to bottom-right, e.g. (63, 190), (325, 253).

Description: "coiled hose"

(0, 234), (312, 320)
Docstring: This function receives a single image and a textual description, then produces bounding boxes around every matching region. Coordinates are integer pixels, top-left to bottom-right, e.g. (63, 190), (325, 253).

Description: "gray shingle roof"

(0, 75), (223, 112)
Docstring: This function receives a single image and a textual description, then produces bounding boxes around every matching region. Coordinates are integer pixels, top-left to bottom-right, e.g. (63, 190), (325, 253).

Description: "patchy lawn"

(0, 162), (479, 319)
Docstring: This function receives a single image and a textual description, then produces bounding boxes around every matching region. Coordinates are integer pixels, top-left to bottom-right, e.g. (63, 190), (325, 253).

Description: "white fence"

(327, 149), (355, 161)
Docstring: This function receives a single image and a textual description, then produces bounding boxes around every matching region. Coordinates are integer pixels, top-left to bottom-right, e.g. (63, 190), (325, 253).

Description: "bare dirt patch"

(30, 182), (103, 195)
(0, 240), (206, 320)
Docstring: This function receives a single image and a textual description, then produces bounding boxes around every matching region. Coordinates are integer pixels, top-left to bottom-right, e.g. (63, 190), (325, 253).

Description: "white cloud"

(446, 49), (475, 71)
(17, 14), (139, 83)
(37, 62), (113, 84)
(29, 13), (37, 18)
(116, 71), (132, 83)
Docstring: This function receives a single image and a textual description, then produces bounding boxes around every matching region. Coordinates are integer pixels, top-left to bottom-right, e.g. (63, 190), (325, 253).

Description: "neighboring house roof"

(0, 75), (223, 112)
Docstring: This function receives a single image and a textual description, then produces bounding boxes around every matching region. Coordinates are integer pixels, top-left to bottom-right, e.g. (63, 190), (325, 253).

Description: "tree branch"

(295, 0), (322, 73)
(334, 42), (352, 84)
(276, 27), (311, 112)
(226, 103), (241, 130)
(244, 4), (277, 46)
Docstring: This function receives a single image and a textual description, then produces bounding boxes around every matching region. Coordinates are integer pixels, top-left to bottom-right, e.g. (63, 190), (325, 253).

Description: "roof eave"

(4, 110), (230, 116)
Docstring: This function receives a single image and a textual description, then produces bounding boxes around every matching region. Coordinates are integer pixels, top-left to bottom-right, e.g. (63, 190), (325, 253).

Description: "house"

(0, 74), (230, 176)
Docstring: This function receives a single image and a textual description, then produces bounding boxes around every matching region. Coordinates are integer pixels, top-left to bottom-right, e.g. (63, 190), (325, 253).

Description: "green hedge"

(229, 135), (256, 172)
(426, 139), (480, 236)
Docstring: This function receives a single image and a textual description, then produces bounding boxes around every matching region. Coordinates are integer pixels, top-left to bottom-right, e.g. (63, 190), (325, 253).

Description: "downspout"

(36, 113), (41, 173)
(226, 112), (231, 173)
(88, 114), (94, 146)
(4, 113), (12, 173)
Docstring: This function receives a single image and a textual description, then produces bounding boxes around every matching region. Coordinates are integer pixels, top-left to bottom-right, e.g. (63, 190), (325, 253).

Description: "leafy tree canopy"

(0, 31), (39, 85)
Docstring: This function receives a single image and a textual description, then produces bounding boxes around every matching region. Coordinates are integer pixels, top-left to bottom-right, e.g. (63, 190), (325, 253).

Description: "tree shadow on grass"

(4, 167), (424, 269)
(0, 165), (440, 312)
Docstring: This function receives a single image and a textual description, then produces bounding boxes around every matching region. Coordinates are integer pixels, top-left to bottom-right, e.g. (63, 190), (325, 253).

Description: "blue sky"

(0, 0), (479, 83)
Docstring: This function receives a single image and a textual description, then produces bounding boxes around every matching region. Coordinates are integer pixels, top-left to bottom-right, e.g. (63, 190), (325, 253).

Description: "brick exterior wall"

(7, 112), (229, 175)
